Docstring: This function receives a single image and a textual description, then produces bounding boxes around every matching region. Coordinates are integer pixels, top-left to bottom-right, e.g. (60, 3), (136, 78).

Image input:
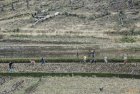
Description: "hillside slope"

(0, 0), (140, 58)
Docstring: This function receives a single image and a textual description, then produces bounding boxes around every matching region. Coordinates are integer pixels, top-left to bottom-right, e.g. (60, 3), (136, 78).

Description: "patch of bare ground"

(0, 63), (140, 75)
(32, 77), (140, 94)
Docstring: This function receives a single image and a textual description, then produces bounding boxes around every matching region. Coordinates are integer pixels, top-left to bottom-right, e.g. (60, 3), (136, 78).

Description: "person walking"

(90, 50), (96, 63)
(9, 62), (14, 73)
(41, 57), (46, 65)
(104, 56), (108, 63)
(123, 54), (128, 64)
(83, 56), (87, 63)
(30, 59), (36, 65)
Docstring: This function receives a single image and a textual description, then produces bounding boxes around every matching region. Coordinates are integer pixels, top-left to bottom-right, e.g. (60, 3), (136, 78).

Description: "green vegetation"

(0, 58), (82, 63)
(0, 58), (140, 63)
(12, 28), (20, 32)
(0, 72), (140, 79)
(0, 34), (4, 39)
(120, 36), (136, 43)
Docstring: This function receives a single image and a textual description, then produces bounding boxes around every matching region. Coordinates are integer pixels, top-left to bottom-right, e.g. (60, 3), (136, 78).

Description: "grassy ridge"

(0, 58), (140, 63)
(0, 58), (81, 63)
(0, 72), (140, 79)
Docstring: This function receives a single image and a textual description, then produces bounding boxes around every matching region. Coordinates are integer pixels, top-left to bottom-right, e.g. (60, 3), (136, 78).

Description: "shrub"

(120, 36), (136, 43)
(0, 34), (4, 39)
(12, 28), (20, 32)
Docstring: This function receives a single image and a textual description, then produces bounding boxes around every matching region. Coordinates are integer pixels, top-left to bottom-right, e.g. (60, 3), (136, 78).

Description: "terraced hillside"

(0, 0), (140, 59)
(1, 1), (140, 94)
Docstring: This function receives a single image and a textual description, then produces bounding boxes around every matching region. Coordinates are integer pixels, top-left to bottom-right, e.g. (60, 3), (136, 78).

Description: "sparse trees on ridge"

(26, 0), (30, 9)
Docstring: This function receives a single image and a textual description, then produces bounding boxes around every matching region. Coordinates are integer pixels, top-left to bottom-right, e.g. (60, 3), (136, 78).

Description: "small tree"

(69, 0), (73, 5)
(76, 46), (79, 58)
(11, 2), (15, 11)
(26, 0), (30, 9)
(0, 4), (4, 12)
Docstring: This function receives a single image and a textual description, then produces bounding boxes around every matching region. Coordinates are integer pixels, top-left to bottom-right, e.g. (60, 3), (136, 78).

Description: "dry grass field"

(0, 0), (140, 59)
(0, 76), (140, 94)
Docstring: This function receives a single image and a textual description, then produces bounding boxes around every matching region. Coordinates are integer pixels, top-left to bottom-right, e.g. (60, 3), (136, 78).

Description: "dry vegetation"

(0, 0), (140, 59)
(0, 0), (140, 58)
(0, 76), (140, 94)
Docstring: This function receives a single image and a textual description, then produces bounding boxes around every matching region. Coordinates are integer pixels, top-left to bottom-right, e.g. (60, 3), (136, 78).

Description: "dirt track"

(0, 63), (140, 74)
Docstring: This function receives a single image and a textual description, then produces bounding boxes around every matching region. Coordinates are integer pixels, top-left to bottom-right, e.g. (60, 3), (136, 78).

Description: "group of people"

(8, 57), (46, 73)
(83, 50), (96, 63)
(8, 50), (128, 73)
(83, 50), (128, 64)
(30, 57), (46, 65)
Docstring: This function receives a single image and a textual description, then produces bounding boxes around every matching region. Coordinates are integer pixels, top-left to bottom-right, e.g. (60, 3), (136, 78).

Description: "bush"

(12, 28), (20, 32)
(120, 36), (136, 43)
(0, 34), (4, 39)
